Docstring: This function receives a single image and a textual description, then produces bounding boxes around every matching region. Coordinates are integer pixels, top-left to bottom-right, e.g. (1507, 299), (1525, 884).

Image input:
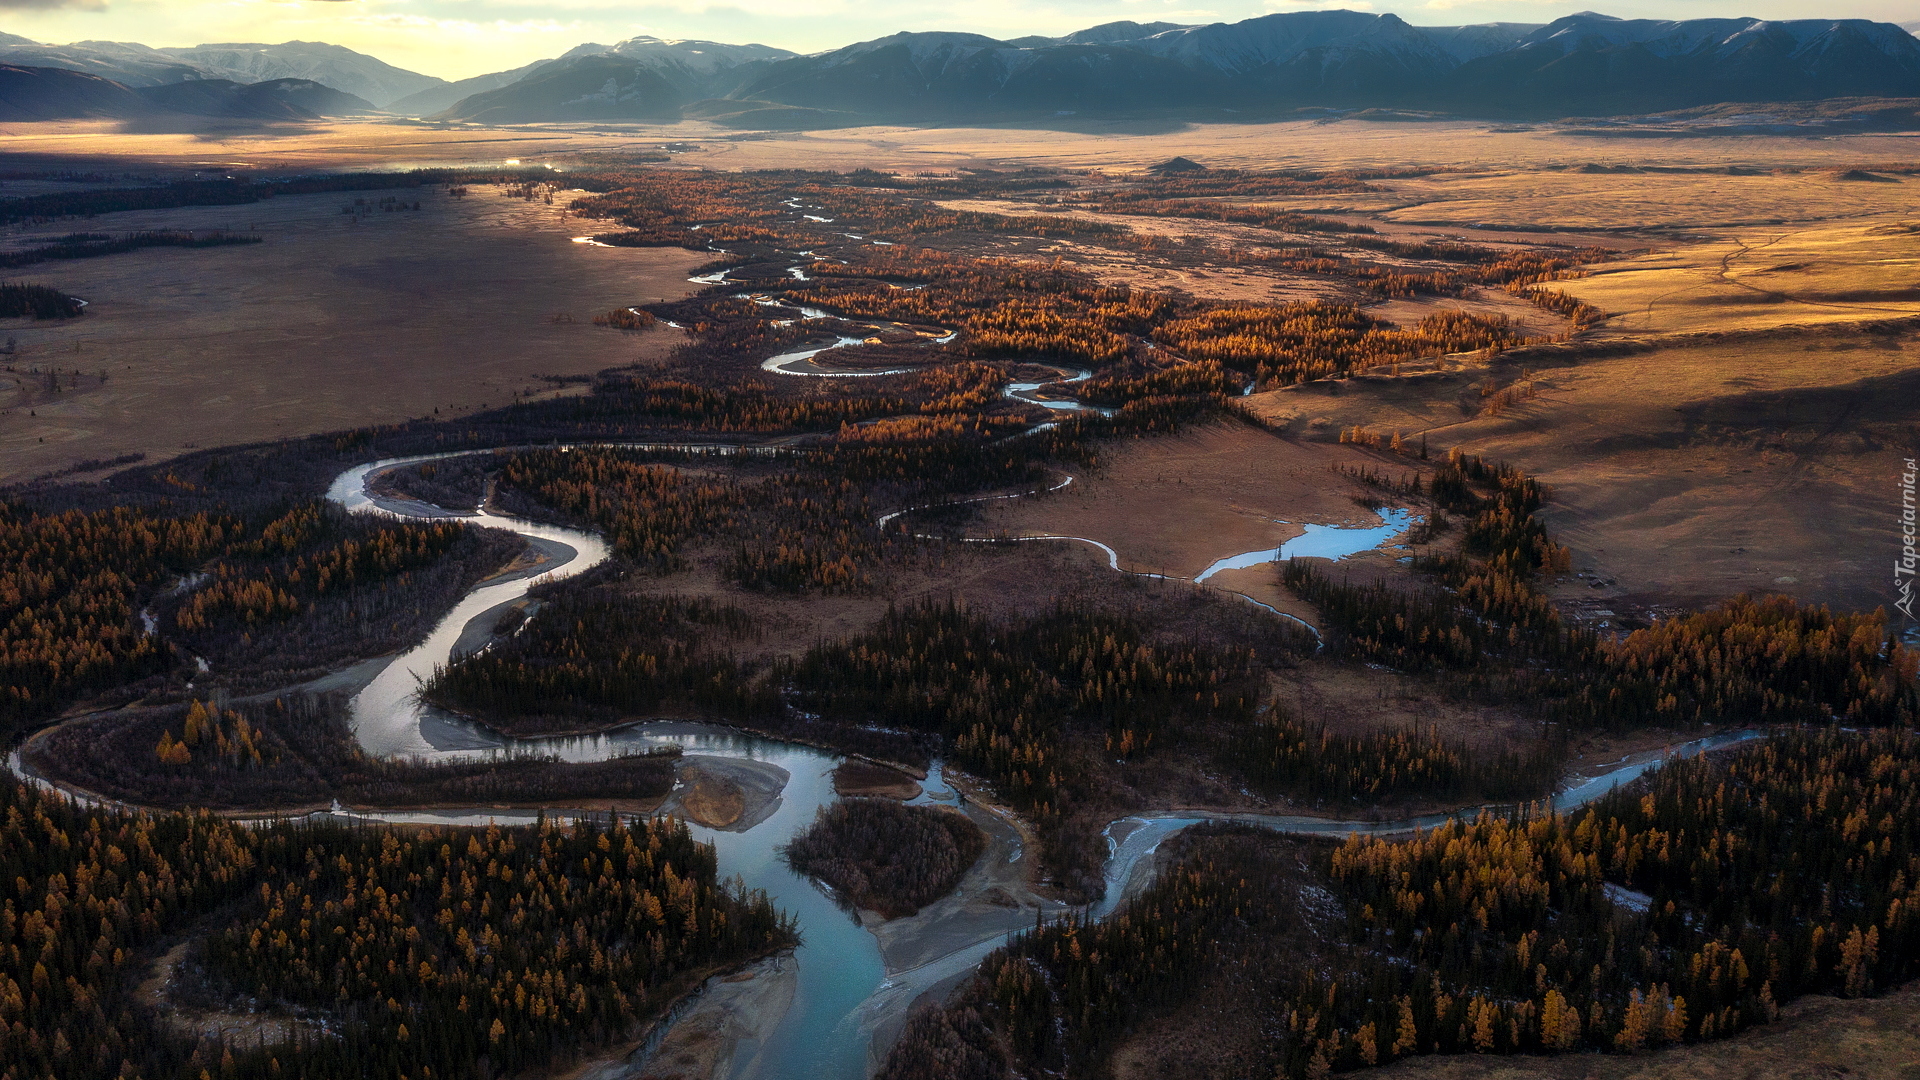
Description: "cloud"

(0, 0), (106, 9)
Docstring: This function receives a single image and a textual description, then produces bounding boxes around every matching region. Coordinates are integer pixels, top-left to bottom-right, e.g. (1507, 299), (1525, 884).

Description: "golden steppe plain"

(4, 114), (1918, 621)
(1560, 219), (1920, 334)
(8, 114), (1920, 174)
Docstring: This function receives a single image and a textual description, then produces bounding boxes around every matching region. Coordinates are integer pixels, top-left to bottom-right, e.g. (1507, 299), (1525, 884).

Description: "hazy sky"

(5, 0), (1917, 81)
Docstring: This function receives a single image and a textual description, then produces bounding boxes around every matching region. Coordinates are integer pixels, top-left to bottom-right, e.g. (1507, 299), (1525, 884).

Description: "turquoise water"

(338, 719), (887, 1080)
(1194, 506), (1420, 583)
(326, 454), (1765, 1079)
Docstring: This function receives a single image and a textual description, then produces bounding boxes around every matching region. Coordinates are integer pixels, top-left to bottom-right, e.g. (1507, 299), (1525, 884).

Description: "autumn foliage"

(885, 727), (1920, 1079)
(0, 771), (793, 1080)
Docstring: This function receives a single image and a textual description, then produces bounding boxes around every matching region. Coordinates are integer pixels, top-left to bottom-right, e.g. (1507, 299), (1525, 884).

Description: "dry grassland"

(1372, 168), (1920, 230)
(7, 116), (1920, 176)
(1559, 220), (1920, 334)
(8, 118), (1911, 621)
(928, 195), (1592, 334)
(9, 114), (1919, 1080)
(571, 121), (1920, 176)
(972, 421), (1549, 746)
(1263, 661), (1538, 754)
(832, 760), (924, 799)
(980, 421), (1395, 580)
(0, 185), (708, 483)
(0, 118), (638, 171)
(1245, 326), (1920, 616)
(2, 123), (1910, 613)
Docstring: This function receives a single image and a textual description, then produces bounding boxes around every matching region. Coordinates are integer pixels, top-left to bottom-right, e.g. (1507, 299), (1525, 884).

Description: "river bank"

(320, 446), (1784, 1080)
(4, 441), (1780, 1080)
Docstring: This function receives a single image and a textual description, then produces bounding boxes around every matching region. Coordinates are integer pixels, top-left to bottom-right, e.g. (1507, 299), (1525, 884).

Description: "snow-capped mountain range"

(0, 38), (438, 106)
(3, 12), (1919, 124)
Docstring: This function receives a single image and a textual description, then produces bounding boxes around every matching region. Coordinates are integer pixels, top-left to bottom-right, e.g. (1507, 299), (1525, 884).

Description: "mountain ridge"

(0, 64), (382, 121)
(425, 11), (1920, 124)
(154, 41), (442, 106)
(2, 12), (1918, 126)
(0, 38), (441, 106)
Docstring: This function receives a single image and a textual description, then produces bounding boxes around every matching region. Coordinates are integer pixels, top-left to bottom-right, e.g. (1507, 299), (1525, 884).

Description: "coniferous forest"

(2, 162), (1916, 1080)
(0, 773), (793, 1080)
(784, 798), (987, 918)
(884, 727), (1920, 1079)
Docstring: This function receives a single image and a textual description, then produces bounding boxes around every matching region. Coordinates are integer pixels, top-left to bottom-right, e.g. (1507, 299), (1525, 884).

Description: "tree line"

(1154, 303), (1535, 386)
(879, 726), (1920, 1078)
(0, 230), (260, 270)
(420, 584), (771, 737)
(31, 692), (684, 812)
(156, 501), (526, 694)
(553, 165), (1599, 404)
(0, 170), (556, 226)
(0, 284), (83, 319)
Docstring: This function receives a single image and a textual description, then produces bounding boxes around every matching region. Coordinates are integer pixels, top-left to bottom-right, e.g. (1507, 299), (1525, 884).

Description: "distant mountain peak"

(155, 40), (443, 105)
(6, 12), (1920, 128)
(1058, 21), (1193, 45)
(429, 35), (796, 122)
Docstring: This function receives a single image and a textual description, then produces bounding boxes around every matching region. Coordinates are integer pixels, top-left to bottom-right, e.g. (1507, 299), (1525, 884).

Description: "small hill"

(1833, 168), (1900, 182)
(0, 65), (381, 122)
(139, 78), (379, 119)
(427, 36), (795, 122)
(0, 64), (149, 120)
(1149, 156), (1207, 174)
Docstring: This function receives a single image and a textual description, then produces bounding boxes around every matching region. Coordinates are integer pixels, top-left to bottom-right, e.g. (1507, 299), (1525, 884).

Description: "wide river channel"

(324, 449), (1763, 1079)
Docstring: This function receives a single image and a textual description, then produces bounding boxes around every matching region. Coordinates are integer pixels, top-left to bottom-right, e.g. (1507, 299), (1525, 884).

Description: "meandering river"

(303, 451), (1767, 1078)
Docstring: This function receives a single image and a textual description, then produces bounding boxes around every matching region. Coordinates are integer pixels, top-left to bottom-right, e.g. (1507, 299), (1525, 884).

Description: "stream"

(310, 449), (1770, 1079)
(331, 453), (906, 1079)
(669, 236), (1073, 401)
(1091, 729), (1763, 920)
(0, 207), (1778, 1080)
